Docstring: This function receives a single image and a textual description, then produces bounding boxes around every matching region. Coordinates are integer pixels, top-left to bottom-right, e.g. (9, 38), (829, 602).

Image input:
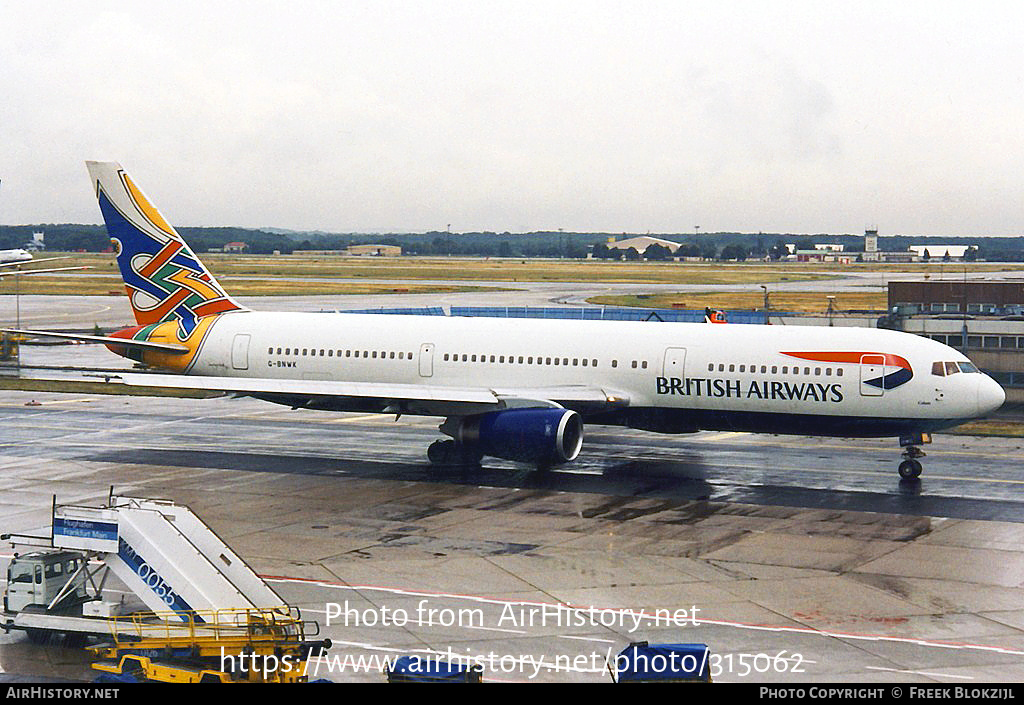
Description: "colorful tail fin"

(86, 161), (245, 336)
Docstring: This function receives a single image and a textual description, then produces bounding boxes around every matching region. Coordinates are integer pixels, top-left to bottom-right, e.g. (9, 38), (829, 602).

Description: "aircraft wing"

(88, 372), (629, 417)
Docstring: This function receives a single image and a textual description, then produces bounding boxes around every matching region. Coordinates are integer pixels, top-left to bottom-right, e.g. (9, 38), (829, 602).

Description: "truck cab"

(4, 551), (89, 614)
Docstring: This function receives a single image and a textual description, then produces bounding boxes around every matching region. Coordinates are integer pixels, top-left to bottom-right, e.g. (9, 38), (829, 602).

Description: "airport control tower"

(863, 228), (880, 262)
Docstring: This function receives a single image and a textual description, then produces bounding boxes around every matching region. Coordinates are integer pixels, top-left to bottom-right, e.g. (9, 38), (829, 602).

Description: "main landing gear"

(427, 439), (483, 467)
(897, 433), (931, 480)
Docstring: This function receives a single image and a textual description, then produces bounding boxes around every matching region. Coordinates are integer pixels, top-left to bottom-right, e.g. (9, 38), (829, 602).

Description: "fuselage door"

(418, 343), (434, 378)
(662, 347), (687, 379)
(231, 333), (251, 371)
(859, 354), (885, 396)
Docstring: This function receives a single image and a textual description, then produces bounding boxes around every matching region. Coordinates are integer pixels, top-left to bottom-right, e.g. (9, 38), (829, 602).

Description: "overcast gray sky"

(1, 1), (1022, 235)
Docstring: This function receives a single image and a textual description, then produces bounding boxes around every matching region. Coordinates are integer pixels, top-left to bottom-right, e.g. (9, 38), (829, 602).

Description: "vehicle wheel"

(64, 631), (88, 648)
(898, 458), (922, 479)
(25, 628), (50, 644)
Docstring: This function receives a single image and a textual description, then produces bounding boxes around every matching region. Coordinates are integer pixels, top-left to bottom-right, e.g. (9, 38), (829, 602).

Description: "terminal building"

(885, 281), (1024, 403)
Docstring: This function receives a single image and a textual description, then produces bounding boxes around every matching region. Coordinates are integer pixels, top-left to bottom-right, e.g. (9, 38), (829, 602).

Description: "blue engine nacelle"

(455, 408), (584, 465)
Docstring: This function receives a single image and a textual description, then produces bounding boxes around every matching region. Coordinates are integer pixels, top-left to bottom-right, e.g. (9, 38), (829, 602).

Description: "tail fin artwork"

(86, 161), (245, 337)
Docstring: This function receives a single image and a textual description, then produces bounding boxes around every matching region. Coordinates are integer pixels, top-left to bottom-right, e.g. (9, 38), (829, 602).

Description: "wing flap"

(97, 372), (501, 405)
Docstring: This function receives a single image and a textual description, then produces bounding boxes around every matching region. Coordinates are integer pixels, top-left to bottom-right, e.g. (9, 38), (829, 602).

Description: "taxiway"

(1, 385), (1023, 682)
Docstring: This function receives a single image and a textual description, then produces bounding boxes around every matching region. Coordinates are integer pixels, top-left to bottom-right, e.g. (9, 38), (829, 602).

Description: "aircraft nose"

(977, 375), (1006, 417)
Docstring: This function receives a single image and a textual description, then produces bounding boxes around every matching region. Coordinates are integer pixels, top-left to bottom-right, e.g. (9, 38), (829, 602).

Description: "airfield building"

(887, 280), (1024, 403)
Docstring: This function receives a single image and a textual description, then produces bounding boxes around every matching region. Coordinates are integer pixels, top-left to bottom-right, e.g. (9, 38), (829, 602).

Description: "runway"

(2, 388), (1024, 682)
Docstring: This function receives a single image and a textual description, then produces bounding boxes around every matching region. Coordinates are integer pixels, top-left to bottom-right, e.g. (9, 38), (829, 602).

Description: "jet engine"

(447, 408), (583, 466)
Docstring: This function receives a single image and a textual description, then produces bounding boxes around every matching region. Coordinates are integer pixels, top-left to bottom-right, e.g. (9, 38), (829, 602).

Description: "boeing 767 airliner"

(6, 162), (1006, 479)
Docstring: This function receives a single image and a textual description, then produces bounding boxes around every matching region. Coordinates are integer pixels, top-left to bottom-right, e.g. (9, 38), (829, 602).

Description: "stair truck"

(2, 493), (330, 683)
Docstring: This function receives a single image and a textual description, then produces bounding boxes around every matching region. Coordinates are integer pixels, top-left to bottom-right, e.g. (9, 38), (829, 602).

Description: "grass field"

(947, 419), (1024, 437)
(2, 252), (840, 285)
(2, 252), (836, 296)
(4, 251), (1021, 297)
(0, 274), (505, 297)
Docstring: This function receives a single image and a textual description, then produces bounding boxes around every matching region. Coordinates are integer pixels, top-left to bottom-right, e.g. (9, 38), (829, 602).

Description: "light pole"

(760, 285), (769, 325)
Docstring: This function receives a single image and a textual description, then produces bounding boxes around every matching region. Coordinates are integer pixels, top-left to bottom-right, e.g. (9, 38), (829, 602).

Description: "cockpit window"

(934, 360), (980, 376)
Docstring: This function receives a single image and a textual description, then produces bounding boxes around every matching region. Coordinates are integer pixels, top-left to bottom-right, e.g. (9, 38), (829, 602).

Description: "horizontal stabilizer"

(2, 328), (189, 353)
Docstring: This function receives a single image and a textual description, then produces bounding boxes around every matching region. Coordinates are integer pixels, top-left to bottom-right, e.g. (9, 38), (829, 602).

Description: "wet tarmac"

(1, 388), (1023, 683)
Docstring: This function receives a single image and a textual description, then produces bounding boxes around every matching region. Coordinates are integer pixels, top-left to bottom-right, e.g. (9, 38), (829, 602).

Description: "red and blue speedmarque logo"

(782, 351), (914, 390)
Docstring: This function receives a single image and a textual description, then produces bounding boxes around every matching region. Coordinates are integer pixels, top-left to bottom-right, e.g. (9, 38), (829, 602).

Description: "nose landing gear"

(898, 447), (925, 479)
(897, 433), (931, 480)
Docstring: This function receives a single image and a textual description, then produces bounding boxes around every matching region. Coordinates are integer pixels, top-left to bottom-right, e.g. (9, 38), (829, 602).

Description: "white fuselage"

(0, 249), (32, 264)
(179, 311), (1004, 437)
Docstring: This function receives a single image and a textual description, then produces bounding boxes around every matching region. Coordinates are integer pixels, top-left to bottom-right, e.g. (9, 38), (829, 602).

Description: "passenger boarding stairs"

(48, 495), (284, 621)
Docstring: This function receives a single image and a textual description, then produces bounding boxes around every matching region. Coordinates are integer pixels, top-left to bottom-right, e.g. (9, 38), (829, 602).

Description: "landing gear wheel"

(428, 439), (455, 465)
(427, 440), (482, 467)
(898, 458), (922, 480)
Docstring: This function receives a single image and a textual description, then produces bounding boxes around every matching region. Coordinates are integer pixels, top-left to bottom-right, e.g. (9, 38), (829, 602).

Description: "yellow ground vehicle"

(91, 607), (330, 683)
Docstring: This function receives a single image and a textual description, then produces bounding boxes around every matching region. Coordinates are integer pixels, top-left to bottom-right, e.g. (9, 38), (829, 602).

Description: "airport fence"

(326, 307), (447, 316)
(334, 306), (790, 324)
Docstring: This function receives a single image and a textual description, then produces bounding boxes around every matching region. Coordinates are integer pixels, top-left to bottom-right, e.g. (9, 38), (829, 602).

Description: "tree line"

(0, 224), (1018, 260)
